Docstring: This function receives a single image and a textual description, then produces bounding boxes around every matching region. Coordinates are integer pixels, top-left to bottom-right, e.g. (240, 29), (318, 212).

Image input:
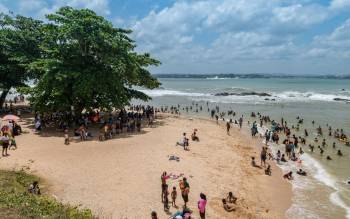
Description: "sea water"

(138, 76), (350, 219)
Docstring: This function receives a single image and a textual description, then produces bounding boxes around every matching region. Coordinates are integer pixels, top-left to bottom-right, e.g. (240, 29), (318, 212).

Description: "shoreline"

(0, 113), (292, 218)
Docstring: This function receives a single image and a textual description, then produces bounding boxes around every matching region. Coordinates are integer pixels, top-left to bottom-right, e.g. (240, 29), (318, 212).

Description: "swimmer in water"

(337, 150), (343, 156)
(296, 169), (307, 176)
(283, 171), (293, 180)
(318, 146), (324, 155)
(309, 144), (314, 152)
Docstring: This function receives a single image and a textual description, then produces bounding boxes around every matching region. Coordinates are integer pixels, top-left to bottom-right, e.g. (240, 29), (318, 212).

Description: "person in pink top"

(197, 193), (207, 219)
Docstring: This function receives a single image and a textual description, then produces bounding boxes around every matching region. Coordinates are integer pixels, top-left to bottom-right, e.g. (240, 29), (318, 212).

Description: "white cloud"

(0, 3), (9, 13)
(308, 19), (350, 58)
(330, 0), (350, 9)
(272, 4), (328, 26)
(15, 0), (110, 19)
(131, 0), (321, 67)
(64, 0), (110, 15)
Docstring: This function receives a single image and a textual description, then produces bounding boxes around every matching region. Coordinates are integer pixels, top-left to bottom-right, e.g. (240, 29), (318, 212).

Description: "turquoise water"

(138, 77), (350, 219)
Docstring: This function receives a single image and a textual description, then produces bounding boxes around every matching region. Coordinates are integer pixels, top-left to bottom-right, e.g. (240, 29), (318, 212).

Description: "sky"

(1, 0), (350, 75)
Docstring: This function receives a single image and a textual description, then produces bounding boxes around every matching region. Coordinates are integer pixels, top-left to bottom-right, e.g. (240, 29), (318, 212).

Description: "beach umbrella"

(2, 114), (20, 121)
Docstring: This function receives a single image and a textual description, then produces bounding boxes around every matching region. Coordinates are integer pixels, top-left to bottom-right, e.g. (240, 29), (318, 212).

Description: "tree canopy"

(0, 13), (43, 108)
(0, 7), (161, 114)
(29, 7), (160, 115)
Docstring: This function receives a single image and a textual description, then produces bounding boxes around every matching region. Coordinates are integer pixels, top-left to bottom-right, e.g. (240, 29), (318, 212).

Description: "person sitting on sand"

(265, 164), (271, 176)
(327, 155), (332, 160)
(251, 157), (259, 167)
(151, 211), (158, 219)
(227, 192), (237, 204)
(177, 133), (189, 150)
(283, 171), (293, 180)
(191, 130), (199, 141)
(337, 150), (343, 156)
(281, 154), (287, 162)
(222, 199), (235, 212)
(28, 181), (41, 195)
(291, 152), (298, 161)
(297, 169), (307, 176)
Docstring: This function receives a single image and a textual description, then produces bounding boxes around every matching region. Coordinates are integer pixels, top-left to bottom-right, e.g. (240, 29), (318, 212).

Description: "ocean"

(138, 75), (350, 219)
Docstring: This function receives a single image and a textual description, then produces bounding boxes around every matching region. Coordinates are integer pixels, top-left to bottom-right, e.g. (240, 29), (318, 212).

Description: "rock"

(214, 92), (271, 97)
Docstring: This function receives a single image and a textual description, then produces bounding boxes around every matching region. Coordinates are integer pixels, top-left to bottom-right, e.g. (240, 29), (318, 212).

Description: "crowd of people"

(151, 101), (349, 218)
(31, 105), (156, 144)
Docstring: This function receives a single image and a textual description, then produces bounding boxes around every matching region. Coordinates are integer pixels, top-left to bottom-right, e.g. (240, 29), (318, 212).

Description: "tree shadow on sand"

(18, 114), (167, 143)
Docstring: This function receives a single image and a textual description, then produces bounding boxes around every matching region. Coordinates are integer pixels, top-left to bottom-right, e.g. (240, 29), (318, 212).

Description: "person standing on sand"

(226, 121), (231, 135)
(64, 128), (69, 145)
(239, 116), (243, 129)
(260, 147), (267, 167)
(171, 186), (177, 207)
(198, 193), (207, 219)
(161, 172), (168, 203)
(1, 133), (10, 156)
(179, 177), (190, 207)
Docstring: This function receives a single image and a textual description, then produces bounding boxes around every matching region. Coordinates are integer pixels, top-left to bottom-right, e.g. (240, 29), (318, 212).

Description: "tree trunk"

(0, 89), (10, 109)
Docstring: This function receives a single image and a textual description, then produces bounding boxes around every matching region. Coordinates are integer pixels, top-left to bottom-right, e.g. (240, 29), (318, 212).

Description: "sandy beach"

(0, 114), (291, 218)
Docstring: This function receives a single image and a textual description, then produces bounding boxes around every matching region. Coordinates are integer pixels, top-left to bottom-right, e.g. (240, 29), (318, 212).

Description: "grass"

(0, 169), (96, 219)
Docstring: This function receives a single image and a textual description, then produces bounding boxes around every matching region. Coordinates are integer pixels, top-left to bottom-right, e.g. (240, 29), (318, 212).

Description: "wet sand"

(0, 114), (291, 218)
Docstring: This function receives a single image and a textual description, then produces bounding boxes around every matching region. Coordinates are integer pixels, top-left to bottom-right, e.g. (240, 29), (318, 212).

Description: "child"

(171, 186), (177, 207)
(251, 157), (258, 167)
(9, 135), (17, 150)
(265, 164), (271, 176)
(64, 128), (69, 145)
(227, 192), (237, 204)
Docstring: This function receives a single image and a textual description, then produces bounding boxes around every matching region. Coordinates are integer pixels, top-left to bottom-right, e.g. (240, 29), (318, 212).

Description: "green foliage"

(0, 169), (95, 219)
(29, 7), (160, 114)
(0, 13), (43, 106)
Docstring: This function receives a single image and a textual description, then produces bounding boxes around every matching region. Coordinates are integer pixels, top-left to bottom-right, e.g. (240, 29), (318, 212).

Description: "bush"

(0, 170), (96, 219)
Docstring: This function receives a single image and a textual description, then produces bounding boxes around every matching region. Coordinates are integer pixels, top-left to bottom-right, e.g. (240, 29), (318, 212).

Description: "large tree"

(29, 7), (160, 115)
(0, 13), (43, 108)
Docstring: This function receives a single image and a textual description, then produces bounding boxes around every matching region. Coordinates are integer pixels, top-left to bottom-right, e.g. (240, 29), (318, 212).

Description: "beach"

(0, 113), (291, 218)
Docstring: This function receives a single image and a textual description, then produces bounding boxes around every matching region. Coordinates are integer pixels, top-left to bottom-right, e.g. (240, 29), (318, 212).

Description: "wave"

(206, 76), (237, 80)
(256, 123), (350, 219)
(274, 91), (350, 102)
(137, 89), (210, 97)
(140, 88), (350, 104)
(155, 73), (350, 79)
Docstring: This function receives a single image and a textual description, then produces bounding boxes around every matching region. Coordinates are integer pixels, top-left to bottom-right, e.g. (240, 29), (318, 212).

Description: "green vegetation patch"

(0, 170), (95, 219)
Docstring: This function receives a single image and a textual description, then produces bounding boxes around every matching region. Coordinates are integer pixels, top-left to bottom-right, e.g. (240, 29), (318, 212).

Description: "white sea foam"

(205, 76), (233, 80)
(138, 89), (210, 97)
(139, 88), (350, 104)
(273, 91), (350, 102)
(262, 133), (350, 219)
(330, 192), (350, 219)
